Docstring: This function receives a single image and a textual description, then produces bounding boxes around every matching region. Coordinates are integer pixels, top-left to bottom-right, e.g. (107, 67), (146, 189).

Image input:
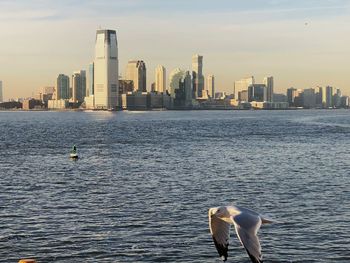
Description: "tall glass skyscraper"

(56, 74), (70, 100)
(192, 54), (204, 98)
(94, 29), (119, 109)
(126, 60), (147, 92)
(155, 65), (166, 93)
(86, 62), (94, 97)
(72, 70), (86, 103)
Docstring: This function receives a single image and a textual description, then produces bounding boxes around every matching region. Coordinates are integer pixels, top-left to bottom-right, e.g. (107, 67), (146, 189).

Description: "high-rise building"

(287, 87), (297, 107)
(94, 29), (119, 109)
(192, 54), (204, 98)
(55, 74), (70, 100)
(234, 76), (255, 101)
(263, 76), (274, 102)
(248, 84), (267, 102)
(86, 62), (94, 97)
(72, 70), (86, 103)
(207, 75), (215, 98)
(155, 65), (166, 93)
(0, 81), (3, 103)
(325, 86), (333, 108)
(126, 60), (146, 92)
(169, 68), (184, 98)
(303, 88), (316, 108)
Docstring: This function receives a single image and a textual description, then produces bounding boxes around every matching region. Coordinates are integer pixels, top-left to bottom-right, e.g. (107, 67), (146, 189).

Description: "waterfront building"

(273, 93), (287, 102)
(207, 75), (215, 98)
(94, 29), (119, 109)
(287, 87), (297, 107)
(169, 68), (184, 98)
(192, 54), (204, 98)
(238, 90), (248, 102)
(317, 86), (327, 108)
(248, 84), (267, 102)
(126, 60), (146, 92)
(86, 62), (94, 97)
(0, 81), (2, 102)
(118, 79), (134, 95)
(341, 96), (349, 108)
(155, 65), (166, 93)
(234, 76), (255, 101)
(303, 88), (316, 108)
(72, 70), (86, 103)
(55, 74), (70, 100)
(263, 76), (274, 102)
(325, 86), (333, 108)
(333, 88), (342, 108)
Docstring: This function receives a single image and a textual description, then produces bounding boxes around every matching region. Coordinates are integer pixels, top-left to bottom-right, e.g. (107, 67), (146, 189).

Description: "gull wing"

(208, 208), (231, 261)
(233, 212), (263, 263)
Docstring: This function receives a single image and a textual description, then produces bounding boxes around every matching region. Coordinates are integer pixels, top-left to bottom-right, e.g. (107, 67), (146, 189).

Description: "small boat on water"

(70, 145), (78, 159)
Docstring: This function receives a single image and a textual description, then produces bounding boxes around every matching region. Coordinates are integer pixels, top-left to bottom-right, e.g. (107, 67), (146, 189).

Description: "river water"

(0, 110), (349, 262)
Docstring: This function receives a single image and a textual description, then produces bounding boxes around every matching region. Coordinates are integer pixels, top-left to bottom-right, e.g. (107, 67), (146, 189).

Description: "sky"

(1, 0), (350, 99)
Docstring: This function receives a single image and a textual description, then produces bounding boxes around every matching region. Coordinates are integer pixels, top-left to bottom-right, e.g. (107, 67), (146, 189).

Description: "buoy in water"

(70, 145), (79, 159)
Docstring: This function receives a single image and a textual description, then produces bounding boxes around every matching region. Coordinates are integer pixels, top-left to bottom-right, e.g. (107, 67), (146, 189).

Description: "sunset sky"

(1, 0), (350, 99)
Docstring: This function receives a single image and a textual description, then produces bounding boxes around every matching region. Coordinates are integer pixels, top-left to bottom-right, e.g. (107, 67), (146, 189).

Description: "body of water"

(0, 110), (349, 262)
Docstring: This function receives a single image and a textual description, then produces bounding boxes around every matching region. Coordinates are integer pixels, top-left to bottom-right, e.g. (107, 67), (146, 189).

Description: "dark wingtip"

(245, 248), (263, 263)
(212, 236), (228, 261)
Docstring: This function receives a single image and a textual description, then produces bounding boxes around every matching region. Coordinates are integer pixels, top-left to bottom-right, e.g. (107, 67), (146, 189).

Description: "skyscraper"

(234, 77), (255, 101)
(326, 86), (333, 108)
(263, 76), (274, 102)
(155, 65), (166, 93)
(207, 75), (215, 98)
(169, 68), (184, 98)
(0, 81), (3, 103)
(94, 29), (119, 109)
(86, 62), (94, 97)
(55, 74), (70, 100)
(192, 54), (204, 98)
(287, 87), (297, 107)
(72, 70), (86, 103)
(126, 60), (147, 92)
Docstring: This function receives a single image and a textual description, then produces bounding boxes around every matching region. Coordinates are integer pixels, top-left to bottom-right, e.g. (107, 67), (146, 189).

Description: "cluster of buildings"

(0, 28), (349, 111)
(47, 29), (218, 110)
(286, 86), (349, 109)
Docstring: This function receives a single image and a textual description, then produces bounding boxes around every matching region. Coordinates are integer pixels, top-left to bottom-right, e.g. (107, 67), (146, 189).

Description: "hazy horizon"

(1, 0), (350, 100)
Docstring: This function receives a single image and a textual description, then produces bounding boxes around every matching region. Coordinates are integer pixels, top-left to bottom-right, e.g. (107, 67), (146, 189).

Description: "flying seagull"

(208, 205), (275, 262)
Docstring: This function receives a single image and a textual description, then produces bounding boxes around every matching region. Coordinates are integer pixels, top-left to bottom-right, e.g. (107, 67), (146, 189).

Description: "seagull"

(208, 205), (275, 262)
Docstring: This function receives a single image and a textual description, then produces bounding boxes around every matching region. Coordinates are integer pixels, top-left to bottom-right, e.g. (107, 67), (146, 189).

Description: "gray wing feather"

(233, 212), (263, 263)
(209, 208), (231, 261)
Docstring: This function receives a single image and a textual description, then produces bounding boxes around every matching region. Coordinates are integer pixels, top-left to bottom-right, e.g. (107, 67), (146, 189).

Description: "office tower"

(248, 84), (267, 102)
(94, 29), (119, 109)
(234, 76), (255, 101)
(192, 54), (204, 98)
(55, 74), (70, 100)
(325, 86), (333, 108)
(263, 76), (274, 102)
(0, 81), (3, 103)
(183, 71), (193, 106)
(126, 60), (146, 92)
(303, 88), (316, 108)
(169, 68), (184, 98)
(72, 70), (86, 103)
(155, 65), (166, 93)
(207, 75), (215, 98)
(86, 62), (94, 97)
(333, 88), (342, 108)
(287, 87), (297, 107)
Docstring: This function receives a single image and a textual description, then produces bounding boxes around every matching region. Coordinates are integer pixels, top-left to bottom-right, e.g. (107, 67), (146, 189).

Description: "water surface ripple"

(0, 110), (349, 262)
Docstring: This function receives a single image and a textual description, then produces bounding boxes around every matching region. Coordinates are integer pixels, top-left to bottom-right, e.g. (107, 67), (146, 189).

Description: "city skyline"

(1, 0), (350, 99)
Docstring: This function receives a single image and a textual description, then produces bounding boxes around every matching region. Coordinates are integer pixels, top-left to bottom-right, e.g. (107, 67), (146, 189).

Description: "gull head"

(214, 206), (231, 219)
